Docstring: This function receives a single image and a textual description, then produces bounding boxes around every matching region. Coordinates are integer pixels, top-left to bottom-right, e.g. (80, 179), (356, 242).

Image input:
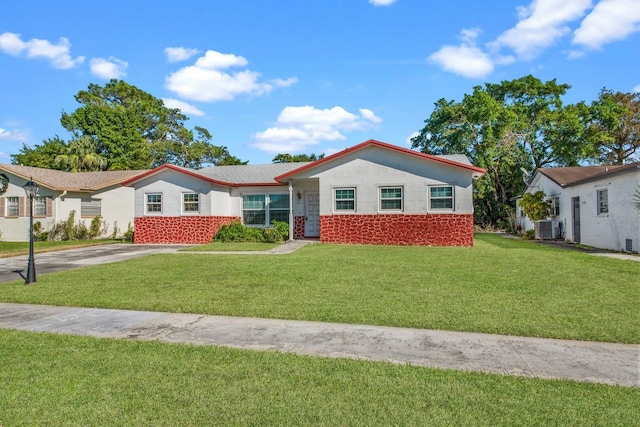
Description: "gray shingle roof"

(198, 162), (312, 184)
(0, 164), (148, 191)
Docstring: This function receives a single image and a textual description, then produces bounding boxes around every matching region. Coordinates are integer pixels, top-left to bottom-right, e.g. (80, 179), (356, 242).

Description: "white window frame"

(243, 194), (267, 226)
(6, 196), (19, 217)
(34, 196), (47, 217)
(429, 185), (454, 211)
(548, 196), (560, 217)
(182, 192), (200, 214)
(597, 189), (608, 214)
(379, 186), (403, 212)
(334, 187), (356, 212)
(267, 194), (290, 225)
(242, 194), (290, 227)
(145, 193), (163, 215)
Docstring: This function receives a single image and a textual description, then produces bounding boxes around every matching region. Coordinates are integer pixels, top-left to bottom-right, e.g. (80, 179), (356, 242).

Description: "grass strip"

(179, 241), (281, 252)
(1, 329), (637, 426)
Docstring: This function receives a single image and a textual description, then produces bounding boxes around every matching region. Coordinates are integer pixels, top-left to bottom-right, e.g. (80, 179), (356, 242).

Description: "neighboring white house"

(0, 164), (145, 242)
(122, 140), (486, 246)
(517, 162), (640, 252)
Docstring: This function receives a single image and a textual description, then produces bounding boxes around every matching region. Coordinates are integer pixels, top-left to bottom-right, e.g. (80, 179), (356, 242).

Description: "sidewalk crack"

(509, 340), (534, 376)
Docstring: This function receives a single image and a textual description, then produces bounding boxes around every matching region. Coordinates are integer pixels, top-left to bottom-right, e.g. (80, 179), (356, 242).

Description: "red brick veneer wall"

(134, 216), (239, 244)
(320, 214), (474, 246)
(294, 216), (305, 239)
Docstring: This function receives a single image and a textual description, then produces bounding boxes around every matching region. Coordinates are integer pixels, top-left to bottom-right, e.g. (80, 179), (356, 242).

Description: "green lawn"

(179, 241), (281, 251)
(1, 234), (638, 343)
(0, 239), (120, 258)
(1, 329), (637, 426)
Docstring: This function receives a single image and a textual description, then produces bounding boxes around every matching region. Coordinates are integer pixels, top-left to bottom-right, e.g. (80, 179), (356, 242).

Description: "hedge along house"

(0, 164), (146, 242)
(123, 140), (486, 246)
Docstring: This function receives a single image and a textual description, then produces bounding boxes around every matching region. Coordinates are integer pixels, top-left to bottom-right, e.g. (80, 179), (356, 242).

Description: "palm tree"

(55, 136), (108, 172)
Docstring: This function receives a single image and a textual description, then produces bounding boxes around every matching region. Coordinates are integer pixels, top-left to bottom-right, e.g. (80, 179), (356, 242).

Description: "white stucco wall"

(132, 170), (214, 217)
(562, 172), (640, 251)
(0, 176), (57, 241)
(286, 146), (476, 215)
(519, 170), (640, 252)
(0, 176), (134, 241)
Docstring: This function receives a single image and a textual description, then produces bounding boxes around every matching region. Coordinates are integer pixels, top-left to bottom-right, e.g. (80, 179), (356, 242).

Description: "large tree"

(411, 75), (593, 227)
(12, 136), (67, 168)
(587, 89), (640, 165)
(12, 80), (244, 170)
(55, 135), (108, 172)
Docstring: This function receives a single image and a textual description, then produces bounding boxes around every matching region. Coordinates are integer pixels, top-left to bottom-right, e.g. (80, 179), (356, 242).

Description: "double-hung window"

(268, 194), (289, 223)
(335, 188), (355, 212)
(146, 193), (162, 214)
(597, 189), (608, 214)
(6, 197), (19, 216)
(429, 186), (454, 210)
(183, 193), (199, 213)
(380, 187), (403, 211)
(243, 195), (266, 226)
(34, 196), (47, 217)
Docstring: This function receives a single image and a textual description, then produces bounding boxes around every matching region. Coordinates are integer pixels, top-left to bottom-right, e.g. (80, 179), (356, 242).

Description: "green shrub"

(89, 215), (103, 239)
(522, 229), (535, 240)
(264, 221), (289, 242)
(214, 221), (289, 243)
(38, 231), (49, 242)
(123, 223), (134, 243)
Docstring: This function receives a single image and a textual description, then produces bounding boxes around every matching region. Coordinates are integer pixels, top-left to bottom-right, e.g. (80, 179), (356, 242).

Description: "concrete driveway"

(0, 244), (186, 283)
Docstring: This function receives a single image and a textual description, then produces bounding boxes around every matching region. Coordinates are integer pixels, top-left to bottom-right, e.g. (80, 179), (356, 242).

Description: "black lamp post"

(23, 177), (39, 285)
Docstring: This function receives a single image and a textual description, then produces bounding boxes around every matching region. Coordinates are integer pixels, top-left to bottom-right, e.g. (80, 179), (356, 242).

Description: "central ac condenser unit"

(534, 220), (559, 240)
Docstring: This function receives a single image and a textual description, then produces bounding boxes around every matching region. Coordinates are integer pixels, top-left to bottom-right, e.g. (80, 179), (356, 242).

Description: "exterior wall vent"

(625, 239), (633, 252)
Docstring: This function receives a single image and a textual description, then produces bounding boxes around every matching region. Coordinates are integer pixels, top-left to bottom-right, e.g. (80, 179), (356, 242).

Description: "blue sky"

(1, 0), (639, 165)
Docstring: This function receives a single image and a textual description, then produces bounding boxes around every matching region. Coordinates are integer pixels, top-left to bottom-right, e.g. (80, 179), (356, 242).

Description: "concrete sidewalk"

(0, 302), (637, 387)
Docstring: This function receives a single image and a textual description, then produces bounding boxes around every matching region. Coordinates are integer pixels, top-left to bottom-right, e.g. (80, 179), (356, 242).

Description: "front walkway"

(0, 302), (637, 387)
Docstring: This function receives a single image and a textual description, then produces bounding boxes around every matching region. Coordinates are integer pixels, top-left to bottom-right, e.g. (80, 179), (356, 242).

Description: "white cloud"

(165, 49), (297, 102)
(369, 0), (398, 5)
(0, 128), (28, 142)
(573, 0), (640, 50)
(0, 32), (84, 69)
(194, 50), (248, 69)
(492, 0), (592, 60)
(89, 57), (128, 79)
(253, 106), (382, 153)
(633, 84), (640, 93)
(164, 46), (200, 62)
(429, 44), (494, 79)
(162, 98), (205, 117)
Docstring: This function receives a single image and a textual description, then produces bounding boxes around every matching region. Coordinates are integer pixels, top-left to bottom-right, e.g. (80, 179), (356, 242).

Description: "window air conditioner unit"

(534, 220), (559, 240)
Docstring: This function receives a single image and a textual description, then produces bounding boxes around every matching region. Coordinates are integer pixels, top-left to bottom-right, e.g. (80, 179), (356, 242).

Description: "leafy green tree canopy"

(12, 80), (245, 170)
(587, 89), (640, 165)
(12, 136), (67, 169)
(411, 75), (593, 227)
(272, 153), (325, 163)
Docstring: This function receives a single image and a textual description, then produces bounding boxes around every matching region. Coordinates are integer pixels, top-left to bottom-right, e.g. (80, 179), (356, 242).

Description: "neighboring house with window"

(516, 162), (640, 252)
(0, 164), (145, 242)
(123, 140), (485, 246)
